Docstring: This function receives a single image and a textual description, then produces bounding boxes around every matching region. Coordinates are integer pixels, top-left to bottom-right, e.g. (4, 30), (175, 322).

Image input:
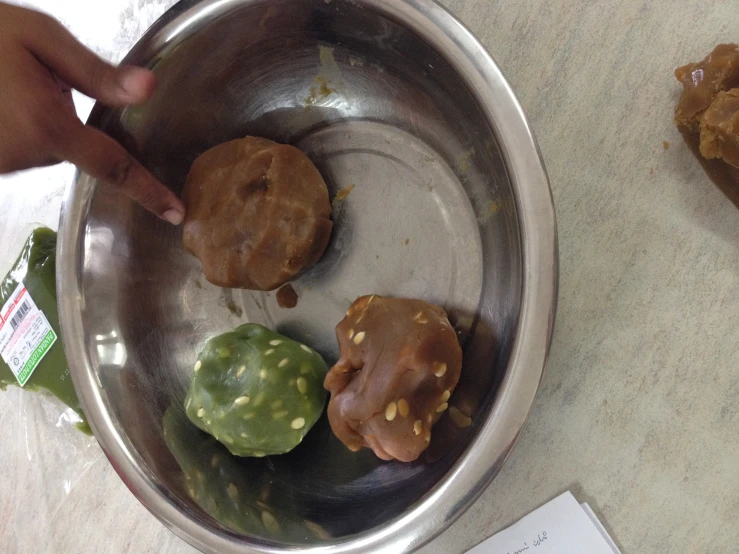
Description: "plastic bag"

(0, 227), (89, 432)
(0, 228), (102, 551)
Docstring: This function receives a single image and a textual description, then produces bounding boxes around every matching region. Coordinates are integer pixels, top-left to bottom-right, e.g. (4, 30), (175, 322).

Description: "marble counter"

(1, 0), (737, 552)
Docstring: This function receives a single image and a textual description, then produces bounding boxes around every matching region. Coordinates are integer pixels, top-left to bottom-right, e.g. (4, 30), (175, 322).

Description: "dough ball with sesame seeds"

(185, 323), (328, 456)
(324, 295), (463, 462)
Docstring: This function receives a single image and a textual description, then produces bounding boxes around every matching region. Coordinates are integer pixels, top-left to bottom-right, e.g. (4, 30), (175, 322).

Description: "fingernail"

(117, 67), (151, 101)
(162, 209), (184, 225)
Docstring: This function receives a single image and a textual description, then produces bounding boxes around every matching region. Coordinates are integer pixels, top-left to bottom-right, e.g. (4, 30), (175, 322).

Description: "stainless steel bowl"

(57, 0), (557, 552)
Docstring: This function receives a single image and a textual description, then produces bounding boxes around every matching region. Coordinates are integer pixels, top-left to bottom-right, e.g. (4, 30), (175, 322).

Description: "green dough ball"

(185, 323), (329, 457)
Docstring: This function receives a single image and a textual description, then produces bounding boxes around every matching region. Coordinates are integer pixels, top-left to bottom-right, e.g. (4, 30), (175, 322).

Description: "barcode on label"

(10, 301), (30, 331)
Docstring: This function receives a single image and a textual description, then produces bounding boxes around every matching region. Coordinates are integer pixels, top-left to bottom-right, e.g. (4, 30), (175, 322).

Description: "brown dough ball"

(182, 136), (332, 290)
(700, 89), (739, 168)
(674, 44), (739, 132)
(324, 295), (463, 462)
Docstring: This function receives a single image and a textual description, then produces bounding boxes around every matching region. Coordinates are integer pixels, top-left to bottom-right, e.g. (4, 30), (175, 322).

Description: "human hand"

(0, 3), (185, 224)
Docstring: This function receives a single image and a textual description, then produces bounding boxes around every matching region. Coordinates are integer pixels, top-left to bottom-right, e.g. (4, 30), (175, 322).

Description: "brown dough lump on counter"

(700, 89), (739, 167)
(324, 295), (463, 462)
(183, 136), (332, 290)
(675, 44), (739, 168)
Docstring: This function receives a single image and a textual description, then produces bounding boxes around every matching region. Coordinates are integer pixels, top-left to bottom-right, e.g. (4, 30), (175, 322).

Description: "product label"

(0, 283), (56, 386)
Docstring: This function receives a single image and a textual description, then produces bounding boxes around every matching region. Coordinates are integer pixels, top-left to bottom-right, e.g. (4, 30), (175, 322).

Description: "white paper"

(581, 503), (621, 554)
(467, 492), (616, 554)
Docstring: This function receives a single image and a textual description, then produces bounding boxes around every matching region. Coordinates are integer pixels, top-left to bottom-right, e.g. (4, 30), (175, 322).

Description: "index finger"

(58, 122), (185, 224)
(19, 8), (155, 106)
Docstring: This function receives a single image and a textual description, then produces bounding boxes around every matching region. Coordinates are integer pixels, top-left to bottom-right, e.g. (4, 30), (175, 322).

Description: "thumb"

(22, 10), (155, 106)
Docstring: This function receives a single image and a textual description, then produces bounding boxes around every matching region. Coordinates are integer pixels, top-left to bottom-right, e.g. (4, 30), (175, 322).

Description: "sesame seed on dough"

(353, 331), (366, 345)
(433, 362), (447, 377)
(233, 395), (250, 406)
(397, 398), (409, 417)
(385, 401), (397, 421)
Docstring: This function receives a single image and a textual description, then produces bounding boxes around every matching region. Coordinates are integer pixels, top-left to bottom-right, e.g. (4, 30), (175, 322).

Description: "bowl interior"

(78, 0), (522, 546)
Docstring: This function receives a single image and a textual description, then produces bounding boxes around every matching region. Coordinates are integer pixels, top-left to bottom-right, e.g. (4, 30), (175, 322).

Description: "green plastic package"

(0, 228), (90, 434)
(185, 323), (328, 457)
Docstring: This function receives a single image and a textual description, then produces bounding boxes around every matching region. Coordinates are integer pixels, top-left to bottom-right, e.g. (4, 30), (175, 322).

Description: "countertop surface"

(1, 0), (738, 553)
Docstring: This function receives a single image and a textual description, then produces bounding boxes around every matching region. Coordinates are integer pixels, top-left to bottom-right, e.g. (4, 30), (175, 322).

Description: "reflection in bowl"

(162, 407), (331, 542)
